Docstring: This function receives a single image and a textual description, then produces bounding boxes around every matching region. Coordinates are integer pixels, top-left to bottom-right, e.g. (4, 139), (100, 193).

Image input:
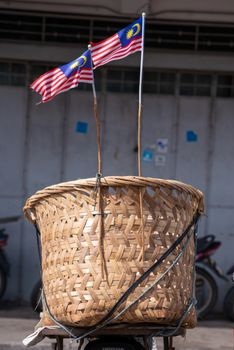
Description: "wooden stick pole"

(88, 45), (102, 175)
(88, 45), (108, 281)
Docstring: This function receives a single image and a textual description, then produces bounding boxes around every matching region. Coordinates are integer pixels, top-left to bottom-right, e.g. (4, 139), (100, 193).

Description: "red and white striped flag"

(90, 16), (143, 68)
(31, 50), (93, 103)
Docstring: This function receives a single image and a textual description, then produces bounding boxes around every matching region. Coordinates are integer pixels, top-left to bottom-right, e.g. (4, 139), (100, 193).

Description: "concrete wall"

(1, 82), (234, 304)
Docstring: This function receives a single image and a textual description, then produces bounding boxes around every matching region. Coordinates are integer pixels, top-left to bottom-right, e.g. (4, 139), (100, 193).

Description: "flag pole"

(138, 13), (146, 260)
(138, 12), (146, 177)
(88, 44), (102, 175)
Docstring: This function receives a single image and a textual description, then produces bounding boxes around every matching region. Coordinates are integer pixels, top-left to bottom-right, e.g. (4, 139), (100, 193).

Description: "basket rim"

(23, 176), (204, 222)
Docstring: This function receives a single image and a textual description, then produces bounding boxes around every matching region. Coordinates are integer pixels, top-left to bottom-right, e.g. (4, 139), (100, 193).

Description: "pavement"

(0, 304), (233, 350)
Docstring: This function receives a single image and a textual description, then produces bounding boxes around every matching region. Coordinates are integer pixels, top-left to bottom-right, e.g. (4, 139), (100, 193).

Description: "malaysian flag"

(31, 50), (93, 103)
(90, 16), (143, 68)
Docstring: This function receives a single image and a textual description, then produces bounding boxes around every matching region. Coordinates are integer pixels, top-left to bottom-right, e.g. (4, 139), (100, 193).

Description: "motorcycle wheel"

(0, 267), (7, 299)
(223, 286), (234, 322)
(31, 280), (43, 313)
(195, 266), (218, 319)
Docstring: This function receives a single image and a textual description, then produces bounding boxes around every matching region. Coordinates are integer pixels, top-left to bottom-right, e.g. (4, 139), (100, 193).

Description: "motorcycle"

(0, 216), (20, 299)
(195, 234), (234, 320)
(223, 264), (234, 321)
(195, 234), (225, 318)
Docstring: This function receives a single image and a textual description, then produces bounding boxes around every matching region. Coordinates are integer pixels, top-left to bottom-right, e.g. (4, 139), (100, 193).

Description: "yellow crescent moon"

(132, 23), (141, 36)
(78, 55), (87, 67)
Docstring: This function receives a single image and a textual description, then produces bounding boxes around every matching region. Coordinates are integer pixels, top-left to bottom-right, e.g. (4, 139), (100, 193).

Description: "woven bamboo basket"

(24, 176), (204, 329)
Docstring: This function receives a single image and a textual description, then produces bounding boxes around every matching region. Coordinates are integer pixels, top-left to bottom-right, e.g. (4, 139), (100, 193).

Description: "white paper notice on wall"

(157, 138), (168, 153)
(155, 155), (166, 166)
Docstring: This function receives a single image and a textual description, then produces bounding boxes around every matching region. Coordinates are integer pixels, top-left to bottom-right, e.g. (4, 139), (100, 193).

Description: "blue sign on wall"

(186, 130), (198, 142)
(76, 121), (88, 134)
(142, 149), (153, 161)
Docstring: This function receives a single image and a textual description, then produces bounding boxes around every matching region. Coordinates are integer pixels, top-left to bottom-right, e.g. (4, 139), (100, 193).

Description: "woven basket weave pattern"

(24, 177), (204, 328)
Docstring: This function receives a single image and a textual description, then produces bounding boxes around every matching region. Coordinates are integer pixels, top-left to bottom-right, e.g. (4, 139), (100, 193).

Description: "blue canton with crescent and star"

(118, 16), (142, 47)
(60, 50), (92, 78)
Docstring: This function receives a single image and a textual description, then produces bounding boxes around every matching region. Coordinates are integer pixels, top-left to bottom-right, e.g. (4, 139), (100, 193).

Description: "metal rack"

(42, 323), (186, 350)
